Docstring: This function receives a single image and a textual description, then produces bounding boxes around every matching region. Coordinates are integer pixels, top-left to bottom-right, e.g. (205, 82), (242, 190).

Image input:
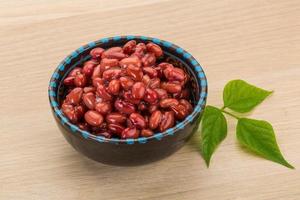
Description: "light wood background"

(1, 0), (300, 199)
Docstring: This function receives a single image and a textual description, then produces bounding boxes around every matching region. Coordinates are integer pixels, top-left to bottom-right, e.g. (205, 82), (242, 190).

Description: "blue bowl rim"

(48, 35), (207, 145)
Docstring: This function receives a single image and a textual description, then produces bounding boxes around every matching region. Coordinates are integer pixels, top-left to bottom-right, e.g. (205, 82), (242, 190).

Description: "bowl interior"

(49, 36), (207, 143)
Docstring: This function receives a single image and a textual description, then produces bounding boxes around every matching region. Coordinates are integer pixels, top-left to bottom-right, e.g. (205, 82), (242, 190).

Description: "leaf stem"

(220, 108), (240, 120)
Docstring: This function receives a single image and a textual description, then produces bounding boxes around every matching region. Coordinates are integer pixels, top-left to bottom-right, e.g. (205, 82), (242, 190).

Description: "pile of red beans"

(61, 40), (193, 139)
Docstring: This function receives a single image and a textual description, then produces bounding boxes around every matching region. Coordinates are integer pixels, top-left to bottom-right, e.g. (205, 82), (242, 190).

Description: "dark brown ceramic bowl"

(48, 36), (207, 166)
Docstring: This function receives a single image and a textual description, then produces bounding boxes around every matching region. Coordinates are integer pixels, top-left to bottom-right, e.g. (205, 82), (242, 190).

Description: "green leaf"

(201, 106), (227, 167)
(236, 118), (294, 169)
(223, 80), (273, 113)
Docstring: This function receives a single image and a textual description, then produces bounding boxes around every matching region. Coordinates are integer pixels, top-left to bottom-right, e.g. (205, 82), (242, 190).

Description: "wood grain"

(0, 0), (300, 199)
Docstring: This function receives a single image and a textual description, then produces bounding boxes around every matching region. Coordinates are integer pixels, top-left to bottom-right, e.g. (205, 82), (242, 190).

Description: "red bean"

(106, 113), (126, 124)
(63, 76), (75, 86)
(121, 127), (140, 139)
(158, 62), (174, 70)
(82, 63), (95, 77)
(102, 51), (126, 60)
(83, 92), (96, 110)
(96, 131), (112, 138)
(146, 42), (163, 57)
(92, 65), (101, 79)
(74, 73), (87, 87)
(142, 53), (156, 66)
(148, 104), (158, 113)
(123, 40), (136, 54)
(78, 122), (90, 131)
(66, 87), (83, 105)
(96, 85), (112, 101)
(148, 78), (160, 89)
(114, 99), (136, 114)
(154, 88), (168, 99)
(171, 104), (188, 120)
(123, 91), (140, 104)
(69, 67), (82, 77)
(131, 82), (146, 99)
(100, 58), (119, 75)
(179, 99), (193, 113)
(159, 111), (175, 132)
(161, 82), (182, 93)
(92, 77), (104, 88)
(95, 102), (112, 115)
(120, 56), (141, 68)
(83, 86), (96, 93)
(108, 79), (120, 95)
(84, 110), (104, 126)
(129, 113), (146, 129)
(126, 64), (143, 81)
(142, 74), (151, 86)
(133, 43), (146, 58)
(102, 68), (122, 80)
(165, 67), (185, 82)
(62, 103), (78, 123)
(144, 88), (158, 104)
(143, 67), (158, 78)
(149, 110), (162, 130)
(120, 76), (134, 90)
(141, 129), (154, 137)
(159, 98), (179, 108)
(108, 123), (125, 135)
(90, 47), (105, 59)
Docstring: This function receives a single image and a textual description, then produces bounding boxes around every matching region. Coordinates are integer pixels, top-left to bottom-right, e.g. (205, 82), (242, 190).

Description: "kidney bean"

(84, 110), (104, 126)
(149, 110), (162, 130)
(102, 50), (126, 60)
(95, 102), (112, 115)
(148, 78), (160, 89)
(159, 98), (179, 108)
(123, 40), (136, 54)
(74, 73), (87, 87)
(90, 47), (105, 59)
(154, 88), (168, 99)
(123, 91), (140, 104)
(146, 42), (163, 57)
(108, 123), (125, 135)
(114, 99), (136, 114)
(106, 113), (126, 124)
(75, 105), (85, 119)
(69, 67), (82, 77)
(165, 67), (185, 82)
(144, 88), (158, 104)
(129, 113), (146, 129)
(120, 56), (141, 68)
(121, 127), (140, 139)
(161, 82), (182, 93)
(171, 104), (188, 120)
(92, 77), (104, 88)
(158, 62), (174, 70)
(131, 82), (146, 99)
(82, 63), (95, 77)
(108, 79), (120, 95)
(154, 66), (163, 78)
(179, 99), (193, 113)
(143, 67), (158, 78)
(102, 68), (122, 80)
(85, 59), (99, 66)
(92, 65), (101, 79)
(142, 53), (156, 66)
(96, 85), (112, 101)
(141, 129), (154, 137)
(142, 74), (151, 86)
(82, 92), (96, 110)
(159, 111), (175, 132)
(133, 43), (146, 58)
(100, 58), (119, 74)
(120, 76), (134, 90)
(148, 104), (158, 113)
(63, 76), (75, 86)
(173, 88), (190, 99)
(62, 105), (78, 123)
(83, 86), (96, 93)
(66, 87), (83, 105)
(126, 64), (143, 81)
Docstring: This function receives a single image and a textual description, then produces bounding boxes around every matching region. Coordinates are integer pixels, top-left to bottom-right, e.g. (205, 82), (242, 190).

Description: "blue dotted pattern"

(48, 35), (207, 144)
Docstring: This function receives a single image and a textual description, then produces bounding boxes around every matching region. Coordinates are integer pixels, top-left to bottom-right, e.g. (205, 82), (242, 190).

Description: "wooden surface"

(1, 1), (300, 199)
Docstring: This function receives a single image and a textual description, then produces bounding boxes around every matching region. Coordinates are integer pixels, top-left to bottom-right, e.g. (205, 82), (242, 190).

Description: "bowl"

(48, 35), (207, 166)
